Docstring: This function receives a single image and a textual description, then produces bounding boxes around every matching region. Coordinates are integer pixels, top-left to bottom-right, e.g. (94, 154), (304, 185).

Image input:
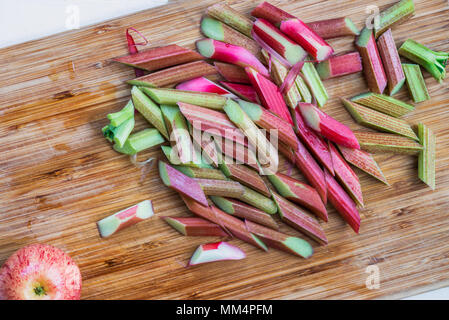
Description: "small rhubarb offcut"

(402, 63), (430, 103)
(219, 82), (259, 103)
(176, 77), (236, 98)
(307, 17), (360, 39)
(342, 98), (419, 141)
(196, 39), (269, 78)
(219, 162), (270, 197)
(417, 123), (436, 190)
(162, 216), (227, 237)
(301, 61), (329, 107)
(245, 220), (313, 258)
(350, 92), (414, 118)
(297, 102), (360, 149)
(214, 62), (250, 84)
(354, 131), (423, 155)
(356, 27), (388, 94)
(374, 0), (415, 38)
(189, 241), (246, 266)
(316, 52), (362, 80)
(206, 3), (254, 38)
(97, 200), (154, 238)
(113, 128), (164, 155)
(377, 29), (405, 95)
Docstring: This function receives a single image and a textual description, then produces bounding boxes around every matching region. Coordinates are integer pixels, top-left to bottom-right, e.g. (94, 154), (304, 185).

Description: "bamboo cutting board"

(1, 0), (449, 300)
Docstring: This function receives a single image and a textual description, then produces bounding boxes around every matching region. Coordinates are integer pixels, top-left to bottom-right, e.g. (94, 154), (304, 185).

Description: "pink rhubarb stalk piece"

(159, 161), (208, 206)
(214, 62), (250, 84)
(245, 67), (293, 125)
(220, 82), (259, 103)
(307, 17), (360, 39)
(196, 39), (269, 78)
(215, 138), (260, 171)
(316, 52), (363, 80)
(189, 241), (246, 266)
(324, 169), (361, 233)
(176, 77), (237, 98)
(97, 200), (154, 238)
(328, 142), (364, 207)
(162, 216), (227, 237)
(293, 107), (334, 174)
(297, 102), (360, 149)
(377, 29), (405, 95)
(251, 1), (334, 61)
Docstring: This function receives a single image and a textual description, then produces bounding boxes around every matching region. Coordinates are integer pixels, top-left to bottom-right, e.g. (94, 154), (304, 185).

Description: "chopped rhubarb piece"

(195, 178), (245, 198)
(219, 162), (270, 197)
(245, 67), (293, 125)
(307, 17), (360, 39)
(97, 200), (154, 238)
(377, 29), (405, 95)
(176, 77), (236, 98)
(374, 0), (415, 38)
(215, 138), (260, 171)
(103, 117), (134, 148)
(239, 186), (278, 214)
(350, 92), (414, 118)
(162, 145), (214, 169)
(173, 166), (227, 180)
(113, 128), (164, 155)
(356, 27), (388, 94)
(316, 52), (363, 80)
(214, 62), (250, 84)
(337, 145), (389, 185)
(159, 161), (208, 206)
(272, 192), (328, 245)
(196, 39), (269, 78)
(107, 100), (134, 127)
(328, 143), (364, 207)
(297, 103), (360, 149)
(354, 131), (423, 155)
(417, 123), (436, 190)
(268, 172), (327, 221)
(324, 169), (361, 233)
(402, 63), (430, 103)
(245, 220), (313, 258)
(113, 44), (203, 72)
(219, 82), (259, 103)
(301, 60), (329, 107)
(189, 241), (246, 266)
(162, 216), (227, 237)
(210, 196), (279, 229)
(206, 3), (254, 38)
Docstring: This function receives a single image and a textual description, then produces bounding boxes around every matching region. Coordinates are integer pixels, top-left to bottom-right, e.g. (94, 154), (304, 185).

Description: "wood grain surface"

(1, 0), (448, 300)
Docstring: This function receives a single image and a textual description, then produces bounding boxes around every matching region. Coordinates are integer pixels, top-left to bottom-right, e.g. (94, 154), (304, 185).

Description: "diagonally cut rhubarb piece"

(245, 67), (293, 125)
(298, 102), (360, 149)
(354, 131), (423, 155)
(161, 145), (214, 169)
(206, 3), (254, 38)
(113, 128), (164, 155)
(214, 62), (250, 84)
(97, 200), (154, 238)
(374, 0), (415, 38)
(112, 44), (203, 72)
(350, 92), (414, 118)
(292, 107), (334, 174)
(328, 142), (364, 207)
(324, 169), (361, 233)
(188, 241), (246, 266)
(356, 27), (388, 94)
(196, 39), (269, 78)
(402, 63), (430, 103)
(161, 216), (227, 237)
(176, 77), (237, 98)
(214, 137), (260, 171)
(417, 123), (436, 190)
(337, 145), (389, 186)
(201, 16), (260, 57)
(239, 186), (278, 215)
(377, 29), (405, 95)
(210, 196), (278, 230)
(272, 192), (328, 245)
(295, 73), (313, 103)
(301, 60), (329, 107)
(307, 17), (360, 39)
(173, 166), (227, 180)
(316, 52), (362, 80)
(219, 82), (259, 103)
(189, 123), (220, 167)
(245, 220), (313, 258)
(195, 178), (245, 198)
(268, 172), (327, 221)
(341, 98), (419, 141)
(159, 161), (209, 207)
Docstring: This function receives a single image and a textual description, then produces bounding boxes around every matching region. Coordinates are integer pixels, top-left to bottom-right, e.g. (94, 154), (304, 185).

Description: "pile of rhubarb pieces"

(99, 0), (446, 265)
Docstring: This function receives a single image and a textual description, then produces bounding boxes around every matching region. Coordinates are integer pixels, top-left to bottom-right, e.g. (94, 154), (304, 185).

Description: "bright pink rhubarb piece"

(176, 77), (237, 98)
(189, 241), (246, 266)
(297, 103), (360, 149)
(220, 82), (259, 103)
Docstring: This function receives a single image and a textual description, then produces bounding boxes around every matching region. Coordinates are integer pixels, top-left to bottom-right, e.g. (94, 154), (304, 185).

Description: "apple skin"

(0, 244), (82, 300)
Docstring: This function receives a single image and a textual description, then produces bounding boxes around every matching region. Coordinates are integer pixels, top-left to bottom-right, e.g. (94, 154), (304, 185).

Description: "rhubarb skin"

(329, 142), (364, 207)
(377, 29), (405, 95)
(356, 28), (388, 94)
(307, 17), (360, 39)
(272, 192), (328, 245)
(316, 52), (362, 80)
(219, 82), (259, 103)
(176, 77), (236, 98)
(214, 62), (250, 84)
(245, 67), (294, 125)
(324, 169), (361, 233)
(196, 39), (269, 78)
(268, 172), (327, 221)
(113, 44), (203, 72)
(298, 102), (360, 149)
(292, 107), (334, 174)
(354, 131), (423, 155)
(350, 92), (414, 118)
(417, 123), (436, 190)
(219, 162), (271, 197)
(162, 216), (227, 237)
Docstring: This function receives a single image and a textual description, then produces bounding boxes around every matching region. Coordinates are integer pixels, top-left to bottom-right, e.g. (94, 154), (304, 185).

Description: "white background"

(1, 0), (448, 300)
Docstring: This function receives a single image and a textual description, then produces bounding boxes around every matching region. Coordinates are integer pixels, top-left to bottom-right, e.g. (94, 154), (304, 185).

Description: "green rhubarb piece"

(161, 145), (213, 169)
(107, 100), (134, 127)
(399, 39), (449, 83)
(296, 75), (313, 103)
(201, 17), (224, 40)
(113, 128), (164, 155)
(301, 60), (328, 107)
(417, 123), (436, 190)
(350, 92), (414, 117)
(283, 237), (313, 259)
(354, 131), (423, 155)
(206, 3), (253, 38)
(402, 64), (430, 103)
(209, 196), (235, 214)
(342, 98), (418, 141)
(267, 174), (295, 198)
(239, 186), (277, 215)
(141, 87), (227, 110)
(374, 0), (415, 38)
(131, 86), (169, 139)
(173, 166), (227, 180)
(102, 117), (135, 148)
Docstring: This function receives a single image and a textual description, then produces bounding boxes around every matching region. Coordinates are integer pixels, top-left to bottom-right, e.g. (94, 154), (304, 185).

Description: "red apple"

(0, 244), (82, 300)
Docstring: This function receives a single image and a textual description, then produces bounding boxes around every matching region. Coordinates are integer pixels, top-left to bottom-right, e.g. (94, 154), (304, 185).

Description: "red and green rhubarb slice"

(161, 145), (214, 169)
(350, 92), (414, 118)
(113, 128), (164, 155)
(219, 82), (259, 103)
(417, 123), (436, 190)
(189, 241), (246, 266)
(214, 62), (250, 84)
(195, 178), (245, 198)
(97, 200), (154, 238)
(206, 3), (254, 38)
(307, 17), (360, 39)
(173, 166), (227, 180)
(377, 29), (405, 95)
(162, 216), (227, 237)
(214, 137), (260, 171)
(239, 185), (278, 215)
(316, 52), (362, 80)
(176, 77), (237, 98)
(301, 60), (328, 107)
(354, 131), (423, 155)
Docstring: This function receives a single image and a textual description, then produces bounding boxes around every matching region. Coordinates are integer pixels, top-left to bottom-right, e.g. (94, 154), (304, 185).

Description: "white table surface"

(1, 0), (448, 300)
